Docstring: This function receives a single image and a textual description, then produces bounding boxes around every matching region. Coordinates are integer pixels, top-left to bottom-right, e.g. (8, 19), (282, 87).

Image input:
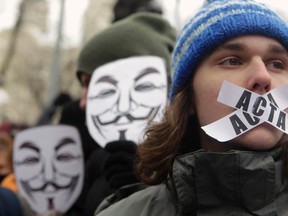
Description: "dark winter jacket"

(0, 186), (23, 216)
(95, 146), (288, 216)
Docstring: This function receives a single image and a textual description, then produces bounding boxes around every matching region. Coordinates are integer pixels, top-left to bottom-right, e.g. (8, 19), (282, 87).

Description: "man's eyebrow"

(135, 67), (160, 82)
(55, 137), (76, 151)
(95, 75), (117, 85)
(216, 42), (288, 56)
(217, 42), (246, 52)
(268, 44), (288, 56)
(19, 142), (40, 153)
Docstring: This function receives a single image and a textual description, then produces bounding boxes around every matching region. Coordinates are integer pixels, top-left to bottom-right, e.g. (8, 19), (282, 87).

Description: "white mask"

(86, 56), (168, 147)
(13, 125), (84, 214)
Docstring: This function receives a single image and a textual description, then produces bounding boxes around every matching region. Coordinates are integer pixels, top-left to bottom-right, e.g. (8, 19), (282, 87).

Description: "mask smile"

(91, 106), (160, 126)
(20, 175), (79, 200)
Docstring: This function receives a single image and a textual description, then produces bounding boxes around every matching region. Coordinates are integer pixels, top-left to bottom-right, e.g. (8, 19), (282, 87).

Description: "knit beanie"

(170, 0), (288, 100)
(76, 12), (176, 82)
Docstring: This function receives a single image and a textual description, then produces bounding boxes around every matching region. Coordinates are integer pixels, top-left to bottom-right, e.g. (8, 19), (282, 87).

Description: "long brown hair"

(135, 83), (201, 185)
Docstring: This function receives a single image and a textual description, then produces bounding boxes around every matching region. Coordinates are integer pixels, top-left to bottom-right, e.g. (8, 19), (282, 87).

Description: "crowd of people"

(1, 0), (288, 215)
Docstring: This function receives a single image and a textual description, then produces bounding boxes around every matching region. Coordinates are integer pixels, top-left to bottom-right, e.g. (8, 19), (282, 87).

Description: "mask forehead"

(14, 125), (81, 151)
(13, 125), (84, 214)
(87, 56), (168, 147)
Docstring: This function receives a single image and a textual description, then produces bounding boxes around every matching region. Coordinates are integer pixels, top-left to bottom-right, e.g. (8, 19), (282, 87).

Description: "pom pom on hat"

(76, 12), (176, 81)
(169, 0), (288, 100)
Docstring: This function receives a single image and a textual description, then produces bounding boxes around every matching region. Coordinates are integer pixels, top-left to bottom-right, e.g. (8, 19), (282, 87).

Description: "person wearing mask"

(64, 12), (176, 216)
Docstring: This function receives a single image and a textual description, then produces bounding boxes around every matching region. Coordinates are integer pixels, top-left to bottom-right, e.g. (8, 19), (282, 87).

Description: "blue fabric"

(170, 0), (288, 100)
(0, 187), (23, 216)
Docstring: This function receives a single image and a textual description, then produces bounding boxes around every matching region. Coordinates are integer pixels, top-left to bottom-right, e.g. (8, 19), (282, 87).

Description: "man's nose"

(247, 57), (271, 93)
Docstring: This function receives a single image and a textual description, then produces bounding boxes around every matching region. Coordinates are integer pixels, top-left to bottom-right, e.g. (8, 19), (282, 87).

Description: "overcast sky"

(0, 0), (288, 47)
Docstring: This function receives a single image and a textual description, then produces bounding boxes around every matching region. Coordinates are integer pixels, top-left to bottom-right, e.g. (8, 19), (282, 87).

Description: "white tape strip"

(202, 81), (288, 142)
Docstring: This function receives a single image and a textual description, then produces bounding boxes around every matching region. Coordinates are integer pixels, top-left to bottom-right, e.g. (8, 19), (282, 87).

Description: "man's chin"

(231, 125), (283, 151)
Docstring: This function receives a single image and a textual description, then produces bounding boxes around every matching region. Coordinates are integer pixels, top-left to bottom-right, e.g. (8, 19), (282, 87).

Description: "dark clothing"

(59, 99), (100, 162)
(37, 92), (72, 126)
(0, 186), (23, 216)
(65, 147), (109, 216)
(84, 176), (113, 216)
(59, 100), (139, 216)
(95, 146), (288, 216)
(84, 141), (138, 216)
(59, 99), (101, 216)
(68, 140), (138, 216)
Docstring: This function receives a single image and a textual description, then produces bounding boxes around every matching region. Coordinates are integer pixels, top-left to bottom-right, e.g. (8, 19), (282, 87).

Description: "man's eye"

(267, 61), (284, 70)
(221, 58), (242, 66)
(135, 83), (157, 92)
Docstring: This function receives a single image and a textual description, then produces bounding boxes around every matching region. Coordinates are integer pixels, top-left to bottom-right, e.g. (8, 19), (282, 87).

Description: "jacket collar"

(170, 146), (287, 215)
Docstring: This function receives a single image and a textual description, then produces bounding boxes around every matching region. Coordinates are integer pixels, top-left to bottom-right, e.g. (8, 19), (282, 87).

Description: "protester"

(69, 12), (176, 216)
(94, 0), (288, 215)
(13, 125), (84, 216)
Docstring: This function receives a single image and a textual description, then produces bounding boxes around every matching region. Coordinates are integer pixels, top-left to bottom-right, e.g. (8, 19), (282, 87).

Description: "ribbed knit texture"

(170, 0), (288, 100)
(77, 12), (176, 81)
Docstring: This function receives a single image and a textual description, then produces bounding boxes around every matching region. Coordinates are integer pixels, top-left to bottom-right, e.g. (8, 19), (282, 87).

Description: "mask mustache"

(93, 107), (160, 126)
(21, 176), (79, 194)
(30, 181), (72, 192)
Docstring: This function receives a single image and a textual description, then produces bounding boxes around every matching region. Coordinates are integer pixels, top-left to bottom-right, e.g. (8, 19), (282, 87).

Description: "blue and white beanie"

(170, 0), (288, 100)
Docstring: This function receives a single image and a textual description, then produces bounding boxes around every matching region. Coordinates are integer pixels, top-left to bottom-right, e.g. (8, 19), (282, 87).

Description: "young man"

(95, 0), (288, 215)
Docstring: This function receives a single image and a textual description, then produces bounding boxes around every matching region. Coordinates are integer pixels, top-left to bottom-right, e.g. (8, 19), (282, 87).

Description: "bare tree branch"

(0, 0), (27, 82)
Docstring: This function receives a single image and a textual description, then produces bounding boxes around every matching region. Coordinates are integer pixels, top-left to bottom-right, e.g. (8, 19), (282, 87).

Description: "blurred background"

(0, 0), (287, 126)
